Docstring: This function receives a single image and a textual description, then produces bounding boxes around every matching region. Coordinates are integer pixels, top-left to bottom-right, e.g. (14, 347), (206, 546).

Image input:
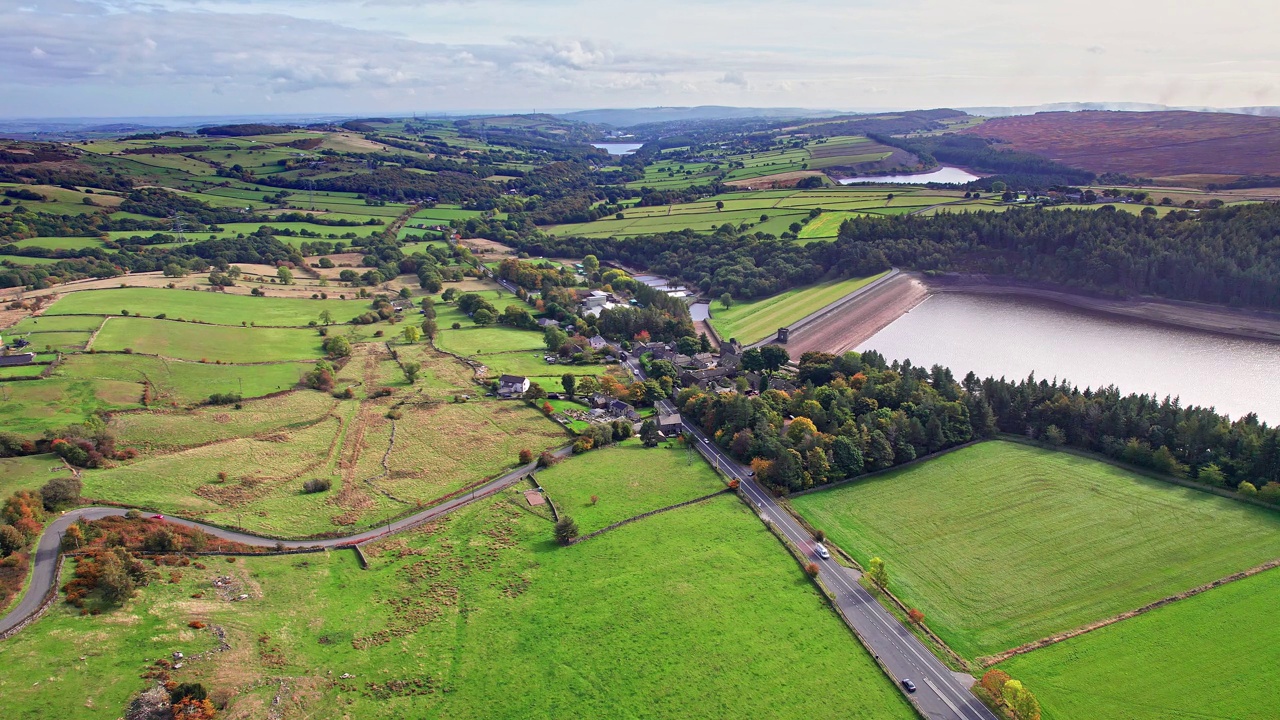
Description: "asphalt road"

(0, 445), (573, 638)
(627, 361), (992, 720)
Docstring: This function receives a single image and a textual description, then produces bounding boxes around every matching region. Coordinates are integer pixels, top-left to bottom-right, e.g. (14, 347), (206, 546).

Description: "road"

(628, 362), (993, 720)
(0, 446), (573, 638)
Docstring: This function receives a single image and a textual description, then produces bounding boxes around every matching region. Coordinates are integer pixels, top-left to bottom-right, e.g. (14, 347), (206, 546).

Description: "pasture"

(0, 453), (74, 497)
(89, 317), (349, 362)
(55, 353), (309, 405)
(0, 490), (914, 720)
(45, 287), (374, 327)
(790, 441), (1280, 661)
(999, 567), (1280, 720)
(709, 271), (889, 344)
(535, 438), (725, 533)
(0, 376), (141, 437)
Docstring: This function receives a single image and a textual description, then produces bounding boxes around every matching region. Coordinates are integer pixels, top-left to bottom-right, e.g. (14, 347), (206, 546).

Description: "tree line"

(680, 349), (1280, 501)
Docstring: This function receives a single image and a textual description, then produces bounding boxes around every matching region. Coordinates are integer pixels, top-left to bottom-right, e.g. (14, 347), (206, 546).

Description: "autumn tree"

(980, 669), (1010, 698)
(907, 608), (925, 624)
(518, 448), (534, 464)
(1002, 680), (1041, 720)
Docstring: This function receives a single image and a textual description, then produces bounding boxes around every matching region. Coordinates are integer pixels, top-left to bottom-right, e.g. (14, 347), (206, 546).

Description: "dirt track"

(782, 273), (929, 358)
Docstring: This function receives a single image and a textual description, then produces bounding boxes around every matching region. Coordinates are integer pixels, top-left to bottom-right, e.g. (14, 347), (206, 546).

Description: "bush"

(804, 562), (820, 577)
(1238, 480), (1259, 496)
(537, 451), (560, 468)
(206, 392), (242, 406)
(302, 478), (332, 494)
(40, 476), (82, 510)
(518, 448), (534, 464)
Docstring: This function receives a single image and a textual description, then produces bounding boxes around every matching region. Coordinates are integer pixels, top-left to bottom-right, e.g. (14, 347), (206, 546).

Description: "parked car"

(814, 543), (830, 560)
(900, 679), (917, 693)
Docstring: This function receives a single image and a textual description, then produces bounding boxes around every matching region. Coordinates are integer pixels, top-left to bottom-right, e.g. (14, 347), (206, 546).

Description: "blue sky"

(3, 0), (1278, 117)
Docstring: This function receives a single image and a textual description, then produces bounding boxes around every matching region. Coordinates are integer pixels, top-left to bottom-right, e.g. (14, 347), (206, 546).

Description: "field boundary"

(979, 558), (1280, 667)
(567, 488), (733, 545)
(789, 440), (984, 498)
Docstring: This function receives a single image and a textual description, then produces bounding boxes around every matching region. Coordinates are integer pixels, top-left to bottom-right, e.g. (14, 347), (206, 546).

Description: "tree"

(420, 318), (437, 340)
(582, 254), (600, 275)
(699, 333), (712, 353)
(831, 435), (864, 477)
(561, 373), (576, 398)
(98, 549), (136, 603)
(1042, 424), (1065, 446)
(676, 335), (699, 356)
(867, 556), (887, 589)
(907, 608), (925, 624)
(1238, 480), (1259, 496)
(759, 345), (789, 373)
(1002, 680), (1041, 720)
(441, 287), (458, 302)
(318, 309), (334, 326)
(554, 516), (579, 545)
(473, 307), (494, 326)
(0, 524), (23, 556)
(40, 476), (82, 510)
(277, 266), (293, 285)
(401, 361), (421, 384)
(1198, 463), (1226, 487)
(787, 417), (818, 445)
(518, 448), (534, 464)
(402, 325), (421, 344)
(420, 297), (436, 319)
(639, 419), (660, 447)
(741, 348), (764, 372)
(980, 669), (1011, 698)
(322, 335), (351, 358)
(162, 263), (188, 278)
(719, 292), (733, 309)
(715, 200), (725, 211)
(543, 327), (568, 352)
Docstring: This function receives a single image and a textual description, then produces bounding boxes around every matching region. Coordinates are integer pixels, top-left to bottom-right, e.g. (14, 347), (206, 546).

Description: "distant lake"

(592, 143), (643, 155)
(857, 293), (1280, 422)
(839, 166), (980, 185)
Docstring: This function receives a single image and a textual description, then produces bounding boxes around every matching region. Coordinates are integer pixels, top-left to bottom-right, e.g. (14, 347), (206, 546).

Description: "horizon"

(4, 0), (1278, 117)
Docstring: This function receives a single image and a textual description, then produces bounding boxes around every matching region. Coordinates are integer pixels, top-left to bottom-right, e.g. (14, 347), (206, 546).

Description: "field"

(0, 376), (141, 437)
(790, 441), (1280, 660)
(965, 110), (1280, 179)
(433, 324), (546, 356)
(90, 317), (337, 362)
(0, 489), (914, 719)
(534, 439), (725, 533)
(55, 353), (309, 405)
(709, 271), (889, 344)
(45, 287), (377, 326)
(999, 567), (1280, 720)
(0, 453), (73, 497)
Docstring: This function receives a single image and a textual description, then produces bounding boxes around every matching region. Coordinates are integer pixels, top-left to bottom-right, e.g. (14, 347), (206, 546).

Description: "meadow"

(709, 271), (889, 344)
(790, 441), (1280, 661)
(55, 353), (309, 405)
(0, 489), (914, 719)
(0, 453), (72, 497)
(46, 287), (375, 326)
(0, 376), (141, 437)
(997, 567), (1280, 720)
(90, 318), (340, 362)
(433, 324), (546, 356)
(535, 438), (725, 533)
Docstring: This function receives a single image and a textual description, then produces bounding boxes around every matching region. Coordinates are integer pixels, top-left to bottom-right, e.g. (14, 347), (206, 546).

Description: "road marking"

(925, 677), (966, 718)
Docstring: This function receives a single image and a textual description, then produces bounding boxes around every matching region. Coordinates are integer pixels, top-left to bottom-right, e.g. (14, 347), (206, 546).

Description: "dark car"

(900, 679), (917, 693)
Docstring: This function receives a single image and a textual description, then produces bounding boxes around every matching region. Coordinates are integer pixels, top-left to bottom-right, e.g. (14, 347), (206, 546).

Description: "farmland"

(90, 317), (339, 362)
(709, 271), (889, 344)
(535, 438), (725, 533)
(0, 489), (914, 720)
(998, 567), (1280, 720)
(45, 287), (374, 327)
(791, 441), (1280, 661)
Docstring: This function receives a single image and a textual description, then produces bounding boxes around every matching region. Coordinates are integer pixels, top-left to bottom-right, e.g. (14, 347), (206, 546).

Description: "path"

(0, 444), (574, 638)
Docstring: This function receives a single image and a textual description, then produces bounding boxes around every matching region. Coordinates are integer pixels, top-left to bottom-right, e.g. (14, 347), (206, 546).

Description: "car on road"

(900, 679), (917, 693)
(814, 543), (830, 559)
(151, 514), (164, 520)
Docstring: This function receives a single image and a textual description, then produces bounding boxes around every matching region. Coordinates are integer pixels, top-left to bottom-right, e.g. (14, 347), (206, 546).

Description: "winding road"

(0, 445), (573, 638)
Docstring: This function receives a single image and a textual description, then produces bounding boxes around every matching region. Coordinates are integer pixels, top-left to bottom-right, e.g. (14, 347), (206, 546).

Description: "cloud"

(719, 71), (747, 88)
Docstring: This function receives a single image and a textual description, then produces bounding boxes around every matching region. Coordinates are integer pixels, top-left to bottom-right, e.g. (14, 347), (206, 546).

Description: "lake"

(839, 166), (980, 185)
(592, 142), (643, 155)
(856, 292), (1280, 422)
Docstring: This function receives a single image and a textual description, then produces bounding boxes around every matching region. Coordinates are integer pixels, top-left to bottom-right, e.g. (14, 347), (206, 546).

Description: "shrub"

(814, 528), (826, 542)
(804, 562), (820, 577)
(302, 478), (332, 494)
(40, 476), (82, 510)
(537, 451), (560, 468)
(907, 608), (925, 624)
(1238, 480), (1259, 496)
(518, 448), (534, 464)
(206, 392), (242, 406)
(189, 620), (207, 629)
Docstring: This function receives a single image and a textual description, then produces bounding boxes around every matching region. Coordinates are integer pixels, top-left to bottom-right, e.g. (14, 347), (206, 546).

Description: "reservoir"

(839, 166), (980, 185)
(856, 292), (1280, 422)
(592, 142), (643, 155)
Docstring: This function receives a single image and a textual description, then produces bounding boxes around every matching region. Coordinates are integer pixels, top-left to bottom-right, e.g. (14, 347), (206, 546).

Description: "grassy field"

(90, 318), (338, 362)
(46, 288), (376, 327)
(0, 453), (73, 497)
(434, 325), (546, 356)
(791, 441), (1280, 661)
(472, 351), (605, 380)
(0, 490), (914, 720)
(709, 271), (889, 344)
(56, 353), (309, 404)
(797, 211), (868, 239)
(999, 567), (1280, 720)
(535, 438), (725, 533)
(0, 377), (141, 437)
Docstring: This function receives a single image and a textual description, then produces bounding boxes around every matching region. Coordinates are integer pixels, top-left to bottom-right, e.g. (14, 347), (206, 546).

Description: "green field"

(0, 376), (141, 437)
(0, 489), (913, 719)
(797, 211), (868, 239)
(90, 317), (341, 362)
(709, 271), (889, 344)
(434, 325), (546, 356)
(790, 441), (1280, 661)
(56, 353), (309, 404)
(535, 439), (725, 533)
(46, 288), (377, 327)
(999, 567), (1280, 720)
(0, 453), (73, 497)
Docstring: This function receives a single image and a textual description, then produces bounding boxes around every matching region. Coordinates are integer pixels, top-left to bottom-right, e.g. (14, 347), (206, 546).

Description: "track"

(0, 444), (574, 638)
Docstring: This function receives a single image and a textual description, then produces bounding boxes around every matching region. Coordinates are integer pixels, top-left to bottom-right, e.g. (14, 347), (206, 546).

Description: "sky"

(3, 0), (1279, 118)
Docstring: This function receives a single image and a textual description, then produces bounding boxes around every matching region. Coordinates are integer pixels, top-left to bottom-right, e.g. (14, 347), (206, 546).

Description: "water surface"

(592, 143), (643, 155)
(839, 166), (980, 185)
(857, 293), (1280, 422)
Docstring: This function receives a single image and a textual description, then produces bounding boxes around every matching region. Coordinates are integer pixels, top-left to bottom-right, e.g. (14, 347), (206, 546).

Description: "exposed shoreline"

(926, 275), (1280, 343)
(783, 271), (1280, 357)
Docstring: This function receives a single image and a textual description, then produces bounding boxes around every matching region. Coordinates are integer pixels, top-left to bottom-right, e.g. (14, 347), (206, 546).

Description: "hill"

(963, 110), (1280, 183)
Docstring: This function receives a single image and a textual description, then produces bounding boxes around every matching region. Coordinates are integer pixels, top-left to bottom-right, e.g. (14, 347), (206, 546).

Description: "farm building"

(497, 374), (531, 398)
